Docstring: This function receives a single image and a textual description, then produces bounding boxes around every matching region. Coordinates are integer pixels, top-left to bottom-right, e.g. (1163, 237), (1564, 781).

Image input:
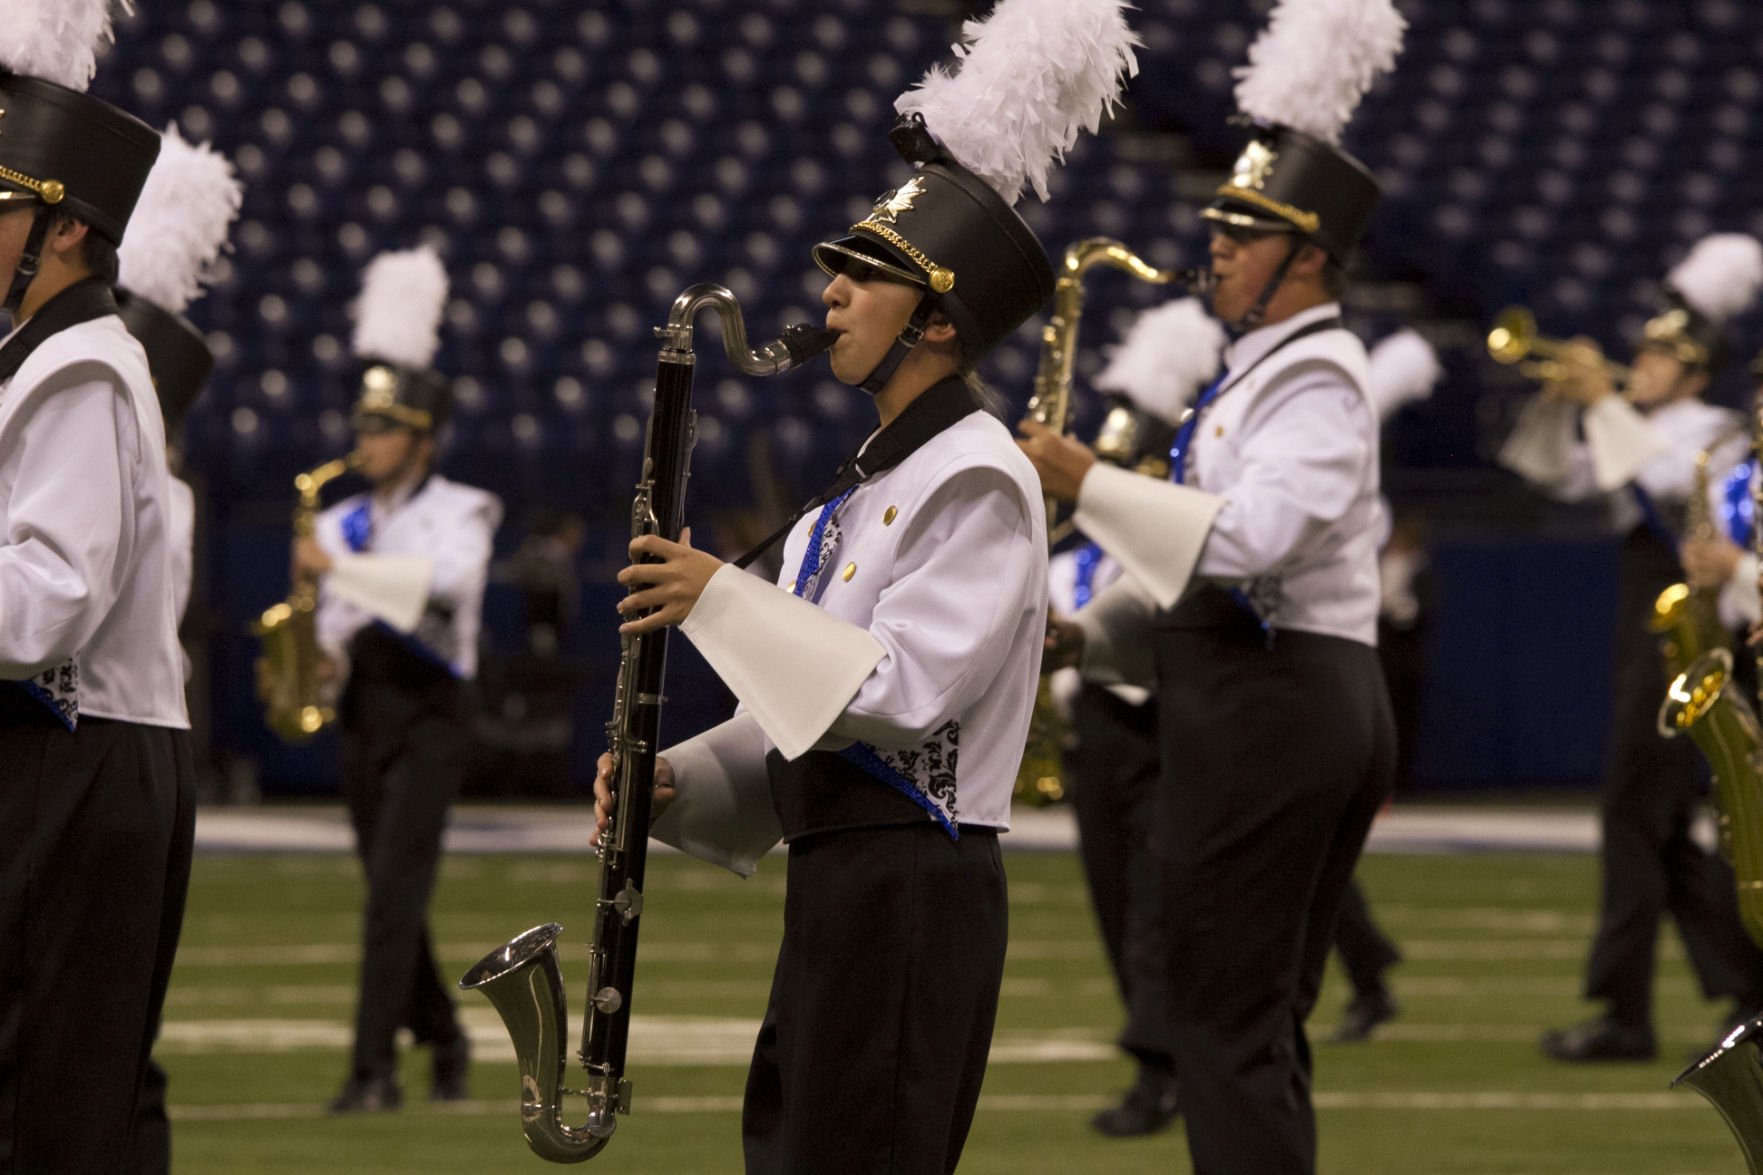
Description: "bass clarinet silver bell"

(460, 285), (834, 1164)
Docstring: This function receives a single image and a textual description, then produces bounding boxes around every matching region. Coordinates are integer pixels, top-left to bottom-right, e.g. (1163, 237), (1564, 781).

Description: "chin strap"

(856, 298), (934, 397)
(1230, 237), (1305, 332)
(2, 206), (53, 319)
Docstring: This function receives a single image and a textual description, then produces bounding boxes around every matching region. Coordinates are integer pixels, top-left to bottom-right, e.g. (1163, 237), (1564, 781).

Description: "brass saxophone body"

(459, 285), (833, 1164)
(1649, 445), (1731, 678)
(1667, 389), (1763, 1169)
(1015, 239), (1207, 805)
(253, 452), (362, 742)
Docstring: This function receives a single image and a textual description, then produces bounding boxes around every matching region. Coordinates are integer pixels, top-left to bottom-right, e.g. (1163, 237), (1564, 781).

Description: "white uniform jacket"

(1048, 541), (1148, 713)
(0, 316), (188, 729)
(314, 474), (503, 681)
(655, 409), (1049, 876)
(1499, 393), (1745, 529)
(1068, 302), (1383, 685)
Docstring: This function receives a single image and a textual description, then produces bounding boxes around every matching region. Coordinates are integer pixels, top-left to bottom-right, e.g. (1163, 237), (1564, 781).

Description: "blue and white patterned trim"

(791, 486), (858, 601)
(837, 719), (961, 839)
(341, 502), (373, 553)
(12, 657), (79, 730)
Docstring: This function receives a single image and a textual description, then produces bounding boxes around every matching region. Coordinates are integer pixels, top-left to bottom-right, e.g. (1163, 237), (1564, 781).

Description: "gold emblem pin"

(1214, 424), (1224, 438)
(883, 506), (898, 525)
(842, 562), (857, 582)
(1229, 140), (1279, 191)
(870, 175), (928, 226)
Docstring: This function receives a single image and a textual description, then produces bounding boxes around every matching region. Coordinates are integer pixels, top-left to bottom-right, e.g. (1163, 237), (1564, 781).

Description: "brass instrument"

(1649, 445), (1732, 679)
(460, 285), (833, 1163)
(1672, 389), (1763, 1171)
(1486, 306), (1634, 391)
(253, 452), (362, 742)
(1015, 238), (1209, 805)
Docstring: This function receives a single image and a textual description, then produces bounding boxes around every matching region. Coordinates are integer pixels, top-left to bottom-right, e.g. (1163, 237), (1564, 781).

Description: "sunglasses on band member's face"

(1211, 223), (1297, 247)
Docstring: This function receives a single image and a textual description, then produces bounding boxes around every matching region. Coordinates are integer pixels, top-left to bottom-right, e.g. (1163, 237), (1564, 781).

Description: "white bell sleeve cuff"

(1073, 572), (1159, 689)
(1718, 552), (1762, 630)
(1072, 463), (1224, 610)
(1497, 396), (1579, 487)
(650, 712), (780, 878)
(326, 553), (433, 633)
(1582, 395), (1668, 492)
(679, 564), (885, 761)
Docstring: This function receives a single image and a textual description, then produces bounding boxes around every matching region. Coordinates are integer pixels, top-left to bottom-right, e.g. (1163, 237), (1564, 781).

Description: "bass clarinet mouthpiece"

(776, 323), (840, 369)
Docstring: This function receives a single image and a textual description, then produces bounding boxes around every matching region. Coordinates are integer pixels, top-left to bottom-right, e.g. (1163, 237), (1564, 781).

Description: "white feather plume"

(894, 0), (1140, 205)
(117, 125), (243, 316)
(0, 0), (130, 93)
(351, 247), (449, 369)
(1366, 328), (1440, 424)
(1233, 0), (1406, 146)
(1093, 298), (1227, 425)
(1666, 234), (1763, 324)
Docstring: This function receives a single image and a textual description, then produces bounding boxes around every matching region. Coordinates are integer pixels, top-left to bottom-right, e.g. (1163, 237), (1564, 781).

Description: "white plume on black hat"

(893, 0), (1141, 204)
(1233, 0), (1405, 146)
(1366, 329), (1441, 425)
(117, 125), (243, 316)
(1093, 298), (1227, 426)
(1665, 234), (1763, 325)
(351, 246), (449, 369)
(0, 0), (127, 92)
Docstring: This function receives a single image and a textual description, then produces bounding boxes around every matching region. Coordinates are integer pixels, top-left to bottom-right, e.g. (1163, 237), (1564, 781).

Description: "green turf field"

(157, 844), (1751, 1173)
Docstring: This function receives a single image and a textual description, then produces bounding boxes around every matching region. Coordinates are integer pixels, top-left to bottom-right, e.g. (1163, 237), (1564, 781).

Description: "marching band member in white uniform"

(1018, 2), (1404, 1169)
(0, 8), (191, 1169)
(1502, 234), (1763, 1063)
(297, 247), (502, 1113)
(596, 2), (1138, 1169)
(112, 122), (244, 1175)
(1051, 297), (1222, 1138)
(1678, 350), (1763, 636)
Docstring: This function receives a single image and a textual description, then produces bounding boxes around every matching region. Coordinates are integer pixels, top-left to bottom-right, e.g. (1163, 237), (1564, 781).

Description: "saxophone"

(253, 452), (362, 742)
(1015, 239), (1209, 804)
(1649, 444), (1733, 678)
(459, 285), (833, 1164)
(1668, 388), (1763, 1171)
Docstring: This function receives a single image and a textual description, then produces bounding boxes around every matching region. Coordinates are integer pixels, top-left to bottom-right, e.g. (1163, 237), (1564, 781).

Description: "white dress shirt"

(314, 473), (502, 680)
(0, 316), (188, 727)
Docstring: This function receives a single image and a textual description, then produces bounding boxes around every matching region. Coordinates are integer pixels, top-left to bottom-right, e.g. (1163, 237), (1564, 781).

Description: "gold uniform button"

(1214, 424), (1225, 438)
(883, 506), (898, 525)
(842, 562), (857, 582)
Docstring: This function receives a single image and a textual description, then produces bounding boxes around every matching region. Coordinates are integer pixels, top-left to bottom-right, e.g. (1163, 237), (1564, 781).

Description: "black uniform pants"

(338, 674), (469, 1078)
(742, 823), (1007, 1175)
(1584, 531), (1763, 1024)
(0, 696), (195, 1175)
(1152, 602), (1394, 1175)
(1333, 877), (1401, 998)
(1065, 684), (1174, 1071)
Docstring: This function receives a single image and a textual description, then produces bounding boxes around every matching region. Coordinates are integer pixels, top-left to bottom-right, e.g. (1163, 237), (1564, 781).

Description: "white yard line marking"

(167, 1089), (1709, 1124)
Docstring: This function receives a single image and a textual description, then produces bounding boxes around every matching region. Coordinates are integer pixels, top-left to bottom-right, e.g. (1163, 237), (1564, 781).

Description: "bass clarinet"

(460, 285), (834, 1163)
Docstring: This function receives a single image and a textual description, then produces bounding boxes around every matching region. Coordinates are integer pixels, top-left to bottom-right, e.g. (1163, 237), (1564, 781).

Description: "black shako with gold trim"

(350, 361), (451, 435)
(812, 116), (1055, 363)
(116, 289), (213, 434)
(1202, 121), (1379, 262)
(0, 73), (159, 243)
(1639, 295), (1726, 374)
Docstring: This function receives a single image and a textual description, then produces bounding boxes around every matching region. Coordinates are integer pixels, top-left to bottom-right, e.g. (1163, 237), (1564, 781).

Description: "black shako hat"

(1639, 294), (1727, 373)
(1202, 121), (1380, 263)
(115, 289), (212, 434)
(0, 72), (159, 243)
(812, 116), (1055, 363)
(350, 362), (452, 435)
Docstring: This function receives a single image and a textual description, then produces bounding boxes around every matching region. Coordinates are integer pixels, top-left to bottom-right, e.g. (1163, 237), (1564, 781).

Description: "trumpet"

(1486, 306), (1635, 392)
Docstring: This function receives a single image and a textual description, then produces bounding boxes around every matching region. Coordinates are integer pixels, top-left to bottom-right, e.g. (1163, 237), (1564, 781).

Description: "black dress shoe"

(327, 1072), (403, 1114)
(1538, 1016), (1656, 1063)
(431, 1034), (471, 1102)
(1332, 988), (1399, 1043)
(1091, 1071), (1180, 1138)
